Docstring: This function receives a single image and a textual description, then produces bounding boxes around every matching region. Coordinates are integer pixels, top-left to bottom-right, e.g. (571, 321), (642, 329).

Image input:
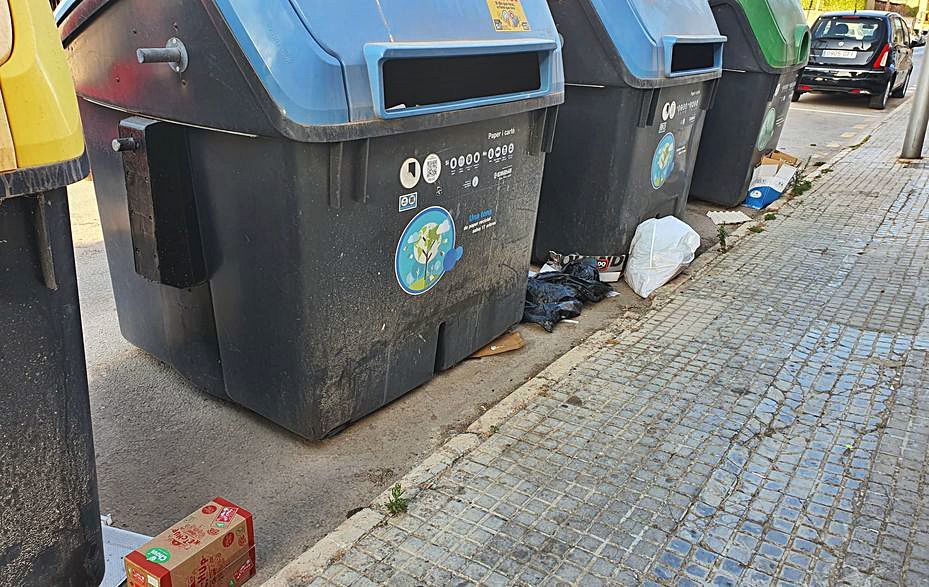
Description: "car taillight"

(874, 43), (890, 69)
(798, 85), (812, 91)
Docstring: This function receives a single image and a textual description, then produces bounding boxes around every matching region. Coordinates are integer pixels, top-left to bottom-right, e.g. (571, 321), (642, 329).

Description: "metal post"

(135, 37), (188, 73)
(902, 52), (929, 158)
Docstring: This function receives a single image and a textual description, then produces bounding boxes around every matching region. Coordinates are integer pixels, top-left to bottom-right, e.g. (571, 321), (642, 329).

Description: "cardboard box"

(125, 498), (255, 587)
(744, 150), (799, 210)
(768, 151), (800, 167)
(548, 253), (626, 282)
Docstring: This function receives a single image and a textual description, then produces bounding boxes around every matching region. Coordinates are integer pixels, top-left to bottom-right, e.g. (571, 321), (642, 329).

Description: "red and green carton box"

(125, 498), (256, 587)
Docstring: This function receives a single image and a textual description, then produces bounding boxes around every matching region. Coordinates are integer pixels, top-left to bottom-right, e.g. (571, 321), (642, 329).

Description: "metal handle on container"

(136, 37), (188, 73)
(111, 137), (138, 152)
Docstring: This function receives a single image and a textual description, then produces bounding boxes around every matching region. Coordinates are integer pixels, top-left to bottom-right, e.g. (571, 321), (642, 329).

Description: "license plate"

(822, 49), (857, 59)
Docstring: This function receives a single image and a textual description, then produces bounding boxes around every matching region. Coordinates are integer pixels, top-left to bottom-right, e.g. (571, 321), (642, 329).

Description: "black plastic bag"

(563, 258), (600, 282)
(523, 258), (613, 331)
(524, 279), (583, 332)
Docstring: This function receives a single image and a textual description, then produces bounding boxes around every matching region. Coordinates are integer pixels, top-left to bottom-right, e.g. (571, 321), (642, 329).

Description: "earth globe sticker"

(395, 206), (463, 295)
(757, 107), (777, 151)
(651, 133), (676, 190)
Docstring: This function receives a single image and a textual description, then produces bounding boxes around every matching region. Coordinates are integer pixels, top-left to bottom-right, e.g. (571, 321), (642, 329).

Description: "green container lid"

(738, 0), (810, 69)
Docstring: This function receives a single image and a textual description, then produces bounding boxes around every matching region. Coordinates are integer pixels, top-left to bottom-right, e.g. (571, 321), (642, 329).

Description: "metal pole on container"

(902, 51), (929, 159)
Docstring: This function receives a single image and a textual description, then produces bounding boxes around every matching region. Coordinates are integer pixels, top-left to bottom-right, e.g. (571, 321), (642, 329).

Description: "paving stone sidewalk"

(273, 105), (929, 586)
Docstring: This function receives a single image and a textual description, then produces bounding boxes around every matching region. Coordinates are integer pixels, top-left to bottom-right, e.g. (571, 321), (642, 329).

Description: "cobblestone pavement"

(282, 106), (929, 586)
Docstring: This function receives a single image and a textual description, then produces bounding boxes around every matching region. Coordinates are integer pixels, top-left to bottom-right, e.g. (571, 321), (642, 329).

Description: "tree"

(413, 224), (442, 279)
(407, 218), (451, 291)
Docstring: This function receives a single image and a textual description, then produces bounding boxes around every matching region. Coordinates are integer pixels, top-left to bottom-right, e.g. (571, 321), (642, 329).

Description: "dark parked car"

(795, 11), (915, 109)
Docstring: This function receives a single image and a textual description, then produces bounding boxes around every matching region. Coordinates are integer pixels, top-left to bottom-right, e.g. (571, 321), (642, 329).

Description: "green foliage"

(749, 225), (766, 234)
(413, 224), (441, 265)
(807, 0), (867, 11)
(386, 484), (408, 516)
(809, 1), (916, 16)
(792, 178), (814, 198)
(717, 226), (729, 252)
(765, 213), (777, 221)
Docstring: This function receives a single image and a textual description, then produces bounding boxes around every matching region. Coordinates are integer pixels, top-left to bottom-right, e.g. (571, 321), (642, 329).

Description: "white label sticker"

(494, 166), (513, 181)
(400, 158), (421, 189)
(423, 153), (441, 184)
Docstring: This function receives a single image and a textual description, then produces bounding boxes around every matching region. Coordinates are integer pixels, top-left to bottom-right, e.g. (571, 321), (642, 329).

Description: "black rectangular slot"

(670, 43), (716, 74)
(382, 52), (542, 111)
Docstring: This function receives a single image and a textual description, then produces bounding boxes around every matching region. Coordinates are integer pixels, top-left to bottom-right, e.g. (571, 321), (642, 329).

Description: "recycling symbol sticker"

(757, 107), (777, 151)
(651, 133), (676, 190)
(395, 206), (464, 296)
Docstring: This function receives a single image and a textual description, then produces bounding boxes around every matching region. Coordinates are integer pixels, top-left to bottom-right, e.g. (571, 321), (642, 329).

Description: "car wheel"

(891, 71), (911, 98)
(869, 80), (891, 110)
(792, 91), (802, 103)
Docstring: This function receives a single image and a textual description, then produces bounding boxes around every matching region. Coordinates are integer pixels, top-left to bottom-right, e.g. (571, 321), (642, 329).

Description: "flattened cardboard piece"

(470, 331), (525, 358)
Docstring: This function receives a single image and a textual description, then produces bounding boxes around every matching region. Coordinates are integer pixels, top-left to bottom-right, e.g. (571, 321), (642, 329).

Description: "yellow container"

(0, 0), (84, 171)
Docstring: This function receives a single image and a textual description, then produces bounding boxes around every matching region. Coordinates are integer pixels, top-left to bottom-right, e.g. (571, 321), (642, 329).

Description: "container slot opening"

(382, 52), (542, 111)
(670, 43), (717, 74)
(434, 322), (447, 373)
(799, 31), (811, 61)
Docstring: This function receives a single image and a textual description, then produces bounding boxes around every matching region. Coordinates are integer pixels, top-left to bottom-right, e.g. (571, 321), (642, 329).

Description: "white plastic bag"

(624, 217), (700, 298)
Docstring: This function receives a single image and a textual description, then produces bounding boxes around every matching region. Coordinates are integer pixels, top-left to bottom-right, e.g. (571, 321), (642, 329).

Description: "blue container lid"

(581, 0), (726, 83)
(58, 0), (564, 129)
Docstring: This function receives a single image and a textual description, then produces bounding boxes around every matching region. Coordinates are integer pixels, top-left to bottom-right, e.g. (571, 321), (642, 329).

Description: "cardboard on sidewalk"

(744, 150), (800, 210)
(124, 498), (256, 587)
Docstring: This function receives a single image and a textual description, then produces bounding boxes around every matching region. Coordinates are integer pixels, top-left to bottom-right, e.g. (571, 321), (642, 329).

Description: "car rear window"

(813, 16), (885, 42)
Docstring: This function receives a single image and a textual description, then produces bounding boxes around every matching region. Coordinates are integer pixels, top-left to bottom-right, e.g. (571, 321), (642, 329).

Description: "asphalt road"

(779, 47), (923, 166)
(65, 51), (922, 583)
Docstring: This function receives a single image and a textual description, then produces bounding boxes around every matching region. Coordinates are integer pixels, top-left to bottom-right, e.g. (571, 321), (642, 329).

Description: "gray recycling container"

(690, 0), (810, 206)
(57, 0), (564, 440)
(0, 147), (104, 587)
(1, 1), (103, 583)
(533, 0), (725, 265)
(0, 161), (103, 587)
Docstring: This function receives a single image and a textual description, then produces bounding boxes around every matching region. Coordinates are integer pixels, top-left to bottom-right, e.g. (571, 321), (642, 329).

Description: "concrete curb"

(264, 103), (907, 587)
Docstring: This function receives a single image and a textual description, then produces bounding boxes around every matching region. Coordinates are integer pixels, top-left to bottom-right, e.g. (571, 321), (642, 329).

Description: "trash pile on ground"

(745, 150), (800, 209)
(523, 258), (614, 332)
(624, 217), (701, 298)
